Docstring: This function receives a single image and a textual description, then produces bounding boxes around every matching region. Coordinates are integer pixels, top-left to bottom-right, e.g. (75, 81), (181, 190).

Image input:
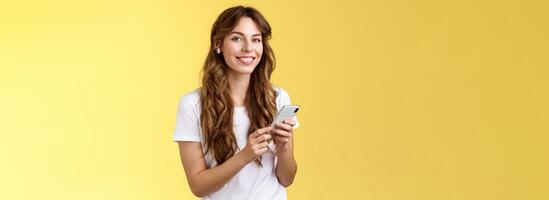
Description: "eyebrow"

(229, 31), (262, 37)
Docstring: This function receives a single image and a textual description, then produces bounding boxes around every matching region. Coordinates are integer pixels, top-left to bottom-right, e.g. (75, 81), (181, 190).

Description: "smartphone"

(265, 105), (300, 153)
(270, 105), (300, 128)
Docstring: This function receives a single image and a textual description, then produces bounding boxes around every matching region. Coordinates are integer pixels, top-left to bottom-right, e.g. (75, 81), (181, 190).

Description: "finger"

(251, 127), (272, 138)
(257, 141), (269, 149)
(275, 123), (292, 132)
(257, 147), (269, 155)
(253, 146), (269, 155)
(274, 135), (290, 143)
(283, 119), (296, 126)
(272, 128), (291, 137)
(253, 133), (272, 144)
(257, 127), (273, 136)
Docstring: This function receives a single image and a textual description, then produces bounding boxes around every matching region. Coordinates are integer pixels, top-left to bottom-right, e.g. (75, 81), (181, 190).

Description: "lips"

(236, 56), (255, 65)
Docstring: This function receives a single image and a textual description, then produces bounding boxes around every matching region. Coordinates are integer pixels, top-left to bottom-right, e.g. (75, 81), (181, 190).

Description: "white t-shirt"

(173, 86), (299, 200)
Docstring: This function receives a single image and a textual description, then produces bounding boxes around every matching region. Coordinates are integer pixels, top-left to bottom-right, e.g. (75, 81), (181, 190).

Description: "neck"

(227, 71), (250, 107)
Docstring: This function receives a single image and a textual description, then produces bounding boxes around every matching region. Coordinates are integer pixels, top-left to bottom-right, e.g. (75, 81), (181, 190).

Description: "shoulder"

(273, 85), (293, 108)
(273, 85), (290, 100)
(178, 88), (201, 111)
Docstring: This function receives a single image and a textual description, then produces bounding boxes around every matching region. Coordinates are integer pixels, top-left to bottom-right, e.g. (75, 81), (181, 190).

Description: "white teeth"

(240, 57), (252, 62)
(238, 57), (253, 63)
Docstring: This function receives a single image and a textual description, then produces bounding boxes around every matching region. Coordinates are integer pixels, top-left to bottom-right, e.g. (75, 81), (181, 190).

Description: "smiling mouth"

(236, 56), (255, 65)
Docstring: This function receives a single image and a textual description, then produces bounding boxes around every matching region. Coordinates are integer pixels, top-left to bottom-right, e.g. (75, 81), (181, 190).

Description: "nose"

(242, 40), (252, 52)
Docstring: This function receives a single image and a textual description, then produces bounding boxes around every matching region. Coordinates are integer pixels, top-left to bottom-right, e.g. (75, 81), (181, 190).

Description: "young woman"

(173, 6), (300, 200)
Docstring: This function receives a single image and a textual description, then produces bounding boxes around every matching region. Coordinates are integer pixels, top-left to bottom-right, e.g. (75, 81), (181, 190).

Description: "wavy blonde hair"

(200, 6), (277, 167)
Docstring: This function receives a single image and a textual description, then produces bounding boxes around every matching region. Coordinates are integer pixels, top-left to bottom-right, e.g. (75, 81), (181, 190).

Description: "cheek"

(222, 54), (232, 65)
(223, 45), (239, 56)
(222, 48), (240, 64)
(222, 40), (239, 53)
(256, 46), (264, 58)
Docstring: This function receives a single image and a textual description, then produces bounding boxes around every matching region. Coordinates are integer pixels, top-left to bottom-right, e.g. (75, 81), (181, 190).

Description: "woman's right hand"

(241, 127), (273, 163)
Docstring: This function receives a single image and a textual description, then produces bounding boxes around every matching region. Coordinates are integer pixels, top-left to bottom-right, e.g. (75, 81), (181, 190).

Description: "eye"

(253, 38), (262, 43)
(231, 37), (242, 42)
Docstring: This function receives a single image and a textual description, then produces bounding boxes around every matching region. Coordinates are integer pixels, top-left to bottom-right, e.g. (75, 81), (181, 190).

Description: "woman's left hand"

(272, 119), (296, 150)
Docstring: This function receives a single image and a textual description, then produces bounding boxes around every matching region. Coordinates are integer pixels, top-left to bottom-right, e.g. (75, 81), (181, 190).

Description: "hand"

(272, 119), (296, 150)
(241, 127), (273, 163)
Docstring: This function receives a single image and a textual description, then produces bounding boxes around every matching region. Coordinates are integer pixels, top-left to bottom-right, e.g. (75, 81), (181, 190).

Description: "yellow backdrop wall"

(1, 0), (548, 199)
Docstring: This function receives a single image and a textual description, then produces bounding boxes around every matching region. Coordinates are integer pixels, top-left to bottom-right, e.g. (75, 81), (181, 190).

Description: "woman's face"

(221, 17), (263, 75)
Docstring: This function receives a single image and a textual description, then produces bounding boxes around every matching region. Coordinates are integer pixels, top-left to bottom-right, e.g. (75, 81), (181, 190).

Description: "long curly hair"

(200, 6), (277, 167)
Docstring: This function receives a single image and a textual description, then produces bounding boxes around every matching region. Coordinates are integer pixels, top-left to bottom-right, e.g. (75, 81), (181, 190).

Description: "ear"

(213, 40), (221, 49)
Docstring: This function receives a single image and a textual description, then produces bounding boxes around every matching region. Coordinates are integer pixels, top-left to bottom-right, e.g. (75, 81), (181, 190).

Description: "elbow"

(277, 164), (297, 187)
(280, 181), (293, 187)
(191, 191), (205, 198)
(280, 179), (294, 187)
(188, 180), (207, 198)
(189, 186), (206, 198)
(277, 174), (296, 187)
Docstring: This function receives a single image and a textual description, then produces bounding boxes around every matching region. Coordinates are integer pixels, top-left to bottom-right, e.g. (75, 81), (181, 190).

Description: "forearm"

(275, 141), (297, 187)
(191, 152), (251, 197)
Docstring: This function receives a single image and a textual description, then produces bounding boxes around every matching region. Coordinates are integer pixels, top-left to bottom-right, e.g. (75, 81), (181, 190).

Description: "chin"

(235, 67), (256, 74)
(230, 65), (258, 74)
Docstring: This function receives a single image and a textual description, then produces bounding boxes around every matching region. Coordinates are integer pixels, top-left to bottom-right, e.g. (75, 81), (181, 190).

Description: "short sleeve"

(173, 96), (202, 142)
(277, 87), (301, 129)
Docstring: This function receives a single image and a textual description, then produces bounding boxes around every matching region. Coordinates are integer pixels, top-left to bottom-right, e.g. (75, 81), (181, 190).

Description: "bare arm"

(177, 127), (273, 197)
(272, 119), (298, 187)
(177, 141), (249, 197)
(274, 139), (297, 187)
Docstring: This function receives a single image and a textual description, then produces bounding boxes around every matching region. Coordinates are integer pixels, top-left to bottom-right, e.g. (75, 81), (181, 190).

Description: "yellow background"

(1, 0), (548, 199)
